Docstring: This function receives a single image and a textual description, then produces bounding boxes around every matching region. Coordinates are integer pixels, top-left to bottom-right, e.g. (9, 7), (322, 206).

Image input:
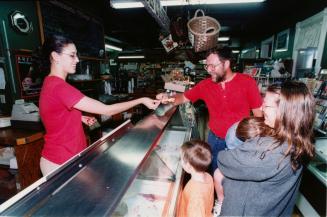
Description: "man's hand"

(156, 92), (175, 104)
(81, 116), (97, 126)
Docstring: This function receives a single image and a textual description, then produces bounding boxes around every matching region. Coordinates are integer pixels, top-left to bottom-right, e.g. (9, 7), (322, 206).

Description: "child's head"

(180, 140), (212, 173)
(236, 117), (267, 141)
(225, 117), (267, 149)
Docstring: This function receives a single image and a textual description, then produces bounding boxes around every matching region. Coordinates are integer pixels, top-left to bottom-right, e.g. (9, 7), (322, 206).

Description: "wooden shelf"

(79, 56), (107, 61)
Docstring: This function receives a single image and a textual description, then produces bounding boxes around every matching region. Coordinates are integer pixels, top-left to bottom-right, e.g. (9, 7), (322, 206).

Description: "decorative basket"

(187, 9), (221, 52)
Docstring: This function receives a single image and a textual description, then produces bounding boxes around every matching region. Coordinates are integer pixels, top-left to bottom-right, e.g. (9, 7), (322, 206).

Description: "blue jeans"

(207, 130), (226, 174)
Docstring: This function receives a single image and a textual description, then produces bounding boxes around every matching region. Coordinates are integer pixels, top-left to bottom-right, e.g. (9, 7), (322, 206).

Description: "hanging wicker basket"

(187, 9), (221, 52)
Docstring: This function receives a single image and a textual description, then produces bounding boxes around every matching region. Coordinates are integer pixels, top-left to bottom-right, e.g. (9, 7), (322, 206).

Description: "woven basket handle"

(206, 27), (216, 33)
(194, 9), (205, 18)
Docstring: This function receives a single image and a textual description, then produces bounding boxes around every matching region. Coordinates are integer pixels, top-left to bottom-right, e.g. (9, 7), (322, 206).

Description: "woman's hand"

(81, 116), (97, 126)
(142, 97), (160, 110)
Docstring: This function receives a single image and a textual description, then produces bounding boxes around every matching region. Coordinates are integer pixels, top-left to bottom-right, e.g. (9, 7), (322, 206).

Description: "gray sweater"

(218, 136), (302, 217)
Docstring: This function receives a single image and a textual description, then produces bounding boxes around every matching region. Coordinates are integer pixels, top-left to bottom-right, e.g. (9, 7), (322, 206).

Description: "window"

(275, 29), (290, 51)
(261, 36), (274, 58)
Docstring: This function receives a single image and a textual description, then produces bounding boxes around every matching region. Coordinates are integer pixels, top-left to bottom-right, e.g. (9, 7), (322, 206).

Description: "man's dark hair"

(206, 46), (233, 61)
(206, 46), (234, 68)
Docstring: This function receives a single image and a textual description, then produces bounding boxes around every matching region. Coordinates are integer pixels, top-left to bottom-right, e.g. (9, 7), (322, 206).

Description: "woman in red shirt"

(38, 35), (160, 175)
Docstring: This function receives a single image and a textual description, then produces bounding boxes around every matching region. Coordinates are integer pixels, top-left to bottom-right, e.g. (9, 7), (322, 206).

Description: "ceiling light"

(275, 49), (287, 52)
(161, 0), (188, 6)
(111, 0), (265, 8)
(105, 44), (122, 52)
(218, 37), (230, 42)
(118, 55), (145, 59)
(111, 2), (144, 9)
(232, 50), (240, 53)
(161, 0), (265, 6)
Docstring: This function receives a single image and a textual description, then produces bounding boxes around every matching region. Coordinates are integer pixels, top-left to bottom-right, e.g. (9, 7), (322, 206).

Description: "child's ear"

(184, 161), (193, 172)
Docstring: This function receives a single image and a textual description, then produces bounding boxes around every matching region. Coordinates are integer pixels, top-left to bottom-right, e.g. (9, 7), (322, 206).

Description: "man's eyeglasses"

(61, 52), (79, 59)
(204, 62), (223, 70)
(263, 105), (277, 109)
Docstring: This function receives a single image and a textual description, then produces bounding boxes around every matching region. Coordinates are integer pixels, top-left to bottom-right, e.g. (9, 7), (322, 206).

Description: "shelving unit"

(194, 64), (207, 84)
(314, 98), (327, 136)
(238, 58), (292, 93)
(238, 58), (270, 74)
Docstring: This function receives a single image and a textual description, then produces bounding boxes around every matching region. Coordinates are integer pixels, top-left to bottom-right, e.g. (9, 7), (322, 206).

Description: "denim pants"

(207, 130), (226, 174)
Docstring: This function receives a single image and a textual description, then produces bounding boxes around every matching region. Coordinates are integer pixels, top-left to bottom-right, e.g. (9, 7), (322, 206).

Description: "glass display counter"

(0, 106), (195, 216)
(113, 116), (191, 217)
(307, 138), (327, 187)
(297, 137), (327, 217)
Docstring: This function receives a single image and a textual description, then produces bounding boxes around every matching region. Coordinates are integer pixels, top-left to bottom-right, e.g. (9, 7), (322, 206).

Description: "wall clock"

(9, 10), (33, 34)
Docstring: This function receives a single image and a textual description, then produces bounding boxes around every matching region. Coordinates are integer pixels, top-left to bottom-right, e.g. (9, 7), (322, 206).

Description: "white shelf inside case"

(113, 179), (172, 217)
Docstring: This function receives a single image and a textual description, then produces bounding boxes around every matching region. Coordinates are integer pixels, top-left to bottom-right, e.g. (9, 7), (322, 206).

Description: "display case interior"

(113, 116), (191, 217)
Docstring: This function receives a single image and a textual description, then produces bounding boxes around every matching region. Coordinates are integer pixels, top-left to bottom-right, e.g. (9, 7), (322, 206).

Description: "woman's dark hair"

(32, 34), (74, 75)
(267, 81), (315, 170)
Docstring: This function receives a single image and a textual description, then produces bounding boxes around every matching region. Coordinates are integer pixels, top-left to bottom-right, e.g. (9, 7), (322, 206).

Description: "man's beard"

(215, 71), (227, 82)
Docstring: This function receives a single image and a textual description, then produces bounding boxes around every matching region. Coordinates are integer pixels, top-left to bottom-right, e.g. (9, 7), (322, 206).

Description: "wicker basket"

(187, 9), (221, 52)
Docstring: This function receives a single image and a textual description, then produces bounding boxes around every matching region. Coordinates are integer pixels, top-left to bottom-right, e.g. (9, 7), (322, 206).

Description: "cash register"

(10, 99), (43, 130)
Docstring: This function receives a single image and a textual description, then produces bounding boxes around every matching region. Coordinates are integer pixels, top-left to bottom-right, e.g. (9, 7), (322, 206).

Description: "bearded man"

(157, 46), (263, 173)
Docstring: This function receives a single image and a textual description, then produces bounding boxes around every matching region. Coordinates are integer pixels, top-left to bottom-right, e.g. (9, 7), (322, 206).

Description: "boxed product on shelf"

(161, 70), (192, 92)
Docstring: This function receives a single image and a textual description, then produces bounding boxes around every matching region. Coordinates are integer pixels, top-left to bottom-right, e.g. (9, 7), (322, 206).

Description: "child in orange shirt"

(178, 140), (214, 217)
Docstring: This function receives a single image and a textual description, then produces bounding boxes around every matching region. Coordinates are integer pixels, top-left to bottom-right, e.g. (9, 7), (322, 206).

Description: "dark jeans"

(207, 130), (226, 174)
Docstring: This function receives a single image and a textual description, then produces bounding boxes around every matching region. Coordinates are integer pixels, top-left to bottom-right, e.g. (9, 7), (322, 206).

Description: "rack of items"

(314, 97), (327, 136)
(240, 59), (291, 93)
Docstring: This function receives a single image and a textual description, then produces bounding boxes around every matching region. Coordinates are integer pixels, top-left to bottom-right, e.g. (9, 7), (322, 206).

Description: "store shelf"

(315, 128), (327, 135)
(307, 162), (327, 187)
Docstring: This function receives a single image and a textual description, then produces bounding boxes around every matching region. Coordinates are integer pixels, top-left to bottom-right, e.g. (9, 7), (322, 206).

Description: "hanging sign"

(141, 0), (170, 34)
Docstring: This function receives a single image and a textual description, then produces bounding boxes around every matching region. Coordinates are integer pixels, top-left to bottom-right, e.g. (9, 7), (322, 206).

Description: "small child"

(213, 117), (268, 217)
(178, 140), (214, 217)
